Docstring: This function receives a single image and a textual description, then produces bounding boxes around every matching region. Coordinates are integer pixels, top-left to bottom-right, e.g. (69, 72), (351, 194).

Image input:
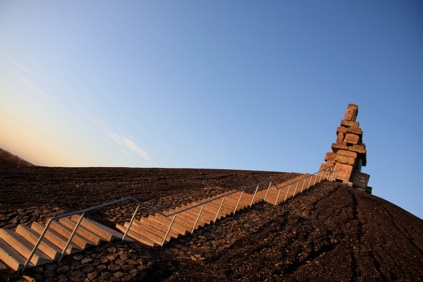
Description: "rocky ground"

(0, 164), (422, 281)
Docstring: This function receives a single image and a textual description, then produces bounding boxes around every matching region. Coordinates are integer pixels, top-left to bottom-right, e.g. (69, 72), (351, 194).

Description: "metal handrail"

(22, 168), (336, 271)
(272, 167), (336, 192)
(22, 178), (273, 271)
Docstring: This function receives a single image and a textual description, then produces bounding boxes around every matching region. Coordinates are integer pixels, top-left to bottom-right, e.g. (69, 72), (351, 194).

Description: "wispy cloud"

(9, 58), (33, 76)
(16, 74), (49, 96)
(74, 104), (151, 160)
(8, 57), (49, 96)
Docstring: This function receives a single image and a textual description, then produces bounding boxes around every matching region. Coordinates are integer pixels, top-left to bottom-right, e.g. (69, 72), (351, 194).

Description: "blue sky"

(1, 1), (422, 218)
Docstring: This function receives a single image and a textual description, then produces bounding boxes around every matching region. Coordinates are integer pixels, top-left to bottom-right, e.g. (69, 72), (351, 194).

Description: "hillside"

(0, 149), (33, 167)
(0, 164), (422, 281)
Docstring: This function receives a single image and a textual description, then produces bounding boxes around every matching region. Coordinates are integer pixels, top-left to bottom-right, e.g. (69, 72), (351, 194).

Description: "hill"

(0, 165), (422, 281)
(0, 148), (33, 167)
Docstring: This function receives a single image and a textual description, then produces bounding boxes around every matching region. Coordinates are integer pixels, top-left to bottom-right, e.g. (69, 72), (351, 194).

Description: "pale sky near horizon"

(1, 1), (422, 218)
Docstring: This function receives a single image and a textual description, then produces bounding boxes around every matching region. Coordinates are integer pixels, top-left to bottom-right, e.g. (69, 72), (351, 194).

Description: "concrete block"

(352, 172), (370, 189)
(334, 163), (353, 182)
(337, 150), (357, 158)
(332, 142), (349, 152)
(344, 133), (360, 145)
(335, 155), (355, 166)
(348, 144), (366, 154)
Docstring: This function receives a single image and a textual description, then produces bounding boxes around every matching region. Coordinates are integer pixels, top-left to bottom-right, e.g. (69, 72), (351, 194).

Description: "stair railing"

(270, 167), (337, 204)
(22, 168), (336, 271)
(22, 178), (272, 271)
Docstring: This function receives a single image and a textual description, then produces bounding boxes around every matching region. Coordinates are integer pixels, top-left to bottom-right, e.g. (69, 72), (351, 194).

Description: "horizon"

(1, 1), (422, 218)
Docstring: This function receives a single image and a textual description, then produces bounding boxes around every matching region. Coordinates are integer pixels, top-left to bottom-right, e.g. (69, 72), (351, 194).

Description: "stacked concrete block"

(320, 104), (371, 193)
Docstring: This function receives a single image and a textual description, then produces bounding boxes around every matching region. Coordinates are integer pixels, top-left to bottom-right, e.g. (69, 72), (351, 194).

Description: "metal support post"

(214, 198), (225, 223)
(23, 218), (54, 271)
(263, 182), (272, 201)
(192, 205), (205, 233)
(318, 171), (323, 183)
(293, 182), (300, 197)
(122, 204), (141, 241)
(250, 185), (259, 207)
(307, 175), (313, 190)
(59, 213), (85, 262)
(283, 185), (291, 202)
(301, 178), (306, 192)
(233, 191), (244, 214)
(274, 188), (282, 205)
(162, 215), (176, 246)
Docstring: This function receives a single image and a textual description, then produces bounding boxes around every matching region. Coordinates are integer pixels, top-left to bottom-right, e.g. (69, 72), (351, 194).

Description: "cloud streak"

(75, 104), (151, 160)
(9, 57), (49, 96)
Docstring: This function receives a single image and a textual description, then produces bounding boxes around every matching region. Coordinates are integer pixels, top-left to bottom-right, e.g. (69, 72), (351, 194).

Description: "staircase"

(0, 169), (335, 271)
(0, 215), (124, 271)
(118, 172), (328, 247)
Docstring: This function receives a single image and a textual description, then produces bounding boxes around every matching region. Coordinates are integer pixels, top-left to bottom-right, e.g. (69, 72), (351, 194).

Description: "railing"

(267, 167), (338, 204)
(22, 167), (336, 271)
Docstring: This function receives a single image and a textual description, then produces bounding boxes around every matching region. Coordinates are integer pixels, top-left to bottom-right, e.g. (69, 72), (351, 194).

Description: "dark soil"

(0, 163), (422, 281)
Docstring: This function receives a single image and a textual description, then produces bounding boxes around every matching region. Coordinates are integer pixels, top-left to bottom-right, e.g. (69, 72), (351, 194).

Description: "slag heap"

(320, 104), (371, 193)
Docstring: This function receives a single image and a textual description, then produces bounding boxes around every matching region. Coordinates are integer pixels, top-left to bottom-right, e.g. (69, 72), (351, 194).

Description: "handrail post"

(300, 178), (306, 192)
(214, 197), (226, 223)
(58, 213), (85, 262)
(23, 217), (56, 271)
(122, 204), (141, 241)
(250, 185), (259, 207)
(283, 185), (291, 202)
(192, 205), (205, 233)
(162, 215), (176, 246)
(274, 188), (282, 205)
(233, 191), (244, 214)
(292, 182), (300, 197)
(307, 175), (313, 190)
(263, 181), (272, 201)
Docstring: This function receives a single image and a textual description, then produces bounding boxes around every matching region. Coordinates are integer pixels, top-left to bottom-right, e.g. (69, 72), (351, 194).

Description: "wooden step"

(0, 238), (34, 271)
(123, 222), (163, 246)
(31, 222), (80, 254)
(137, 217), (182, 238)
(115, 224), (156, 247)
(70, 215), (127, 241)
(15, 225), (61, 260)
(131, 220), (176, 243)
(47, 221), (92, 250)
(59, 218), (104, 245)
(145, 214), (191, 235)
(0, 229), (51, 266)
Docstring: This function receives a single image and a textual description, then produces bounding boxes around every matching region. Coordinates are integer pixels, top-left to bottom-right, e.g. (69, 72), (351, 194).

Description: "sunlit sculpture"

(320, 104), (371, 193)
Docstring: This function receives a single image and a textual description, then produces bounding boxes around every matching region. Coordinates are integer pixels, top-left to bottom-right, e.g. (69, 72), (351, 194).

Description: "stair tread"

(70, 215), (126, 241)
(15, 225), (61, 260)
(0, 229), (51, 266)
(116, 224), (157, 247)
(0, 238), (35, 271)
(49, 221), (92, 249)
(59, 218), (103, 245)
(31, 222), (81, 254)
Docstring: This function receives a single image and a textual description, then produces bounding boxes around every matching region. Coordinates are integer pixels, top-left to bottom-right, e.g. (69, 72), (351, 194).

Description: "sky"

(1, 1), (422, 218)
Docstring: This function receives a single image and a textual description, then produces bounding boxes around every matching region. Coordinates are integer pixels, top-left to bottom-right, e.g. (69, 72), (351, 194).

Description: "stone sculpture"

(320, 104), (371, 193)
